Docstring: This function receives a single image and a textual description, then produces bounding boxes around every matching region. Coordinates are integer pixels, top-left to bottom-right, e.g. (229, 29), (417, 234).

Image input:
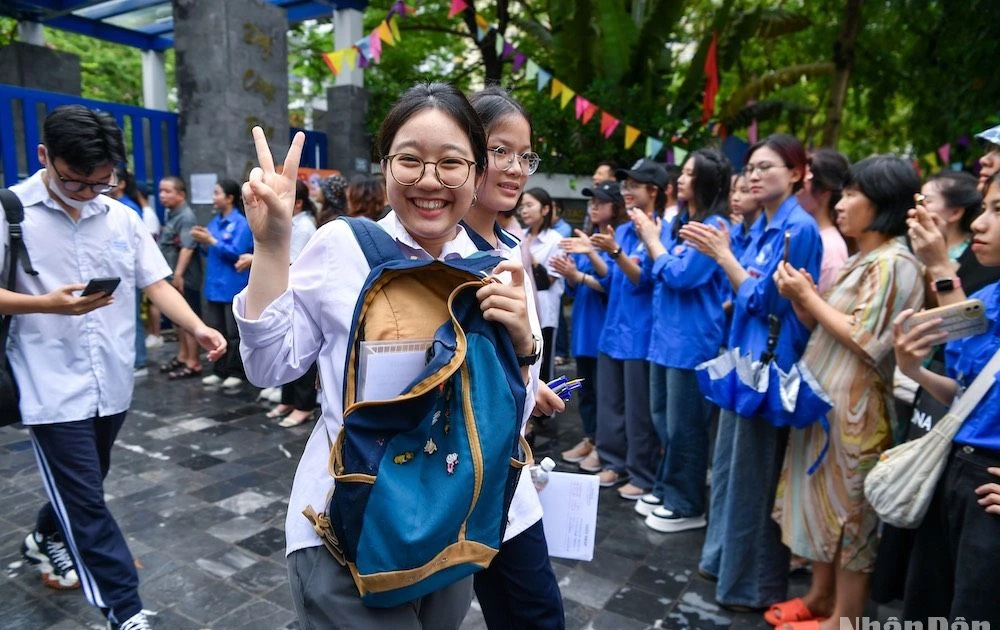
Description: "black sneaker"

(108, 612), (152, 630)
(21, 531), (80, 590)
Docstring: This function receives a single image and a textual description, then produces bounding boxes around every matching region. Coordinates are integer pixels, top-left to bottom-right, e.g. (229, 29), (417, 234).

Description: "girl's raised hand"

(242, 127), (305, 250)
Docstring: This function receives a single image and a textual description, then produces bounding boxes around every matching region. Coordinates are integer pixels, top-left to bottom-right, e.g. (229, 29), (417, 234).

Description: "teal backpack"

(304, 217), (532, 608)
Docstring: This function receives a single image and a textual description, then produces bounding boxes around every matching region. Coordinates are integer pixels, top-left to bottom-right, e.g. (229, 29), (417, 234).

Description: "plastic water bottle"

(530, 457), (556, 491)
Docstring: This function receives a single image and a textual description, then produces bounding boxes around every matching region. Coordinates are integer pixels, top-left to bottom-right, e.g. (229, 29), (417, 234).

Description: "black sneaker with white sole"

(21, 531), (80, 590)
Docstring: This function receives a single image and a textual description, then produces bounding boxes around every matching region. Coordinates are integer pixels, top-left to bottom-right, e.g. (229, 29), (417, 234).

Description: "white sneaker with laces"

(201, 374), (223, 386)
(644, 508), (707, 533)
(21, 531), (79, 590)
(144, 334), (164, 349)
(221, 376), (243, 389)
(109, 611), (152, 630)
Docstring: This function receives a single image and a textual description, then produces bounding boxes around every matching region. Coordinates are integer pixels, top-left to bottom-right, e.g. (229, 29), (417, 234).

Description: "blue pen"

(547, 375), (568, 390)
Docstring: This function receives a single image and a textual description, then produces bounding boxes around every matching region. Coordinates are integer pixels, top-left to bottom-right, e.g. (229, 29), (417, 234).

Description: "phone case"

(902, 299), (988, 343)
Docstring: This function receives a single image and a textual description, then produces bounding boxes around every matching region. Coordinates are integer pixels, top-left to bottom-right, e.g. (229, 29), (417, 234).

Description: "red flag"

(448, 0), (469, 18)
(701, 30), (719, 125)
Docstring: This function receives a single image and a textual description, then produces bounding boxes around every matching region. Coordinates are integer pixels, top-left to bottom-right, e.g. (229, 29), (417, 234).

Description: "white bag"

(864, 349), (1000, 529)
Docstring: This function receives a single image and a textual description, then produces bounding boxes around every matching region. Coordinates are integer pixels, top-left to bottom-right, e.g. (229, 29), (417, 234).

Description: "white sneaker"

(133, 367), (149, 378)
(144, 334), (164, 349)
(201, 374), (223, 386)
(109, 611), (152, 630)
(22, 531), (79, 590)
(634, 493), (663, 517)
(257, 387), (276, 401)
(267, 388), (283, 403)
(221, 376), (243, 389)
(644, 508), (706, 533)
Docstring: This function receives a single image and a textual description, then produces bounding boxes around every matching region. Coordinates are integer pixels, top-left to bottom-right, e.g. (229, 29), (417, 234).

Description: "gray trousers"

(594, 353), (659, 490)
(287, 546), (474, 630)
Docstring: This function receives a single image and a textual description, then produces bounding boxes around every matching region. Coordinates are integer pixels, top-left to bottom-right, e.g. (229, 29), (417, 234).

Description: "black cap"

(582, 180), (624, 205)
(615, 158), (668, 189)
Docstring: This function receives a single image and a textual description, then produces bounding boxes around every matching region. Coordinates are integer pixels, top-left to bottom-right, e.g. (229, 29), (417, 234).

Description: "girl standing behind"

(553, 181), (627, 465)
(631, 148), (732, 533)
(519, 187), (564, 384)
(796, 148), (851, 293)
(191, 178), (253, 390)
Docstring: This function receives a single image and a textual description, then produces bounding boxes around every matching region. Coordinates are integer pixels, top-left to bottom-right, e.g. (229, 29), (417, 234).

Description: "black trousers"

(903, 444), (1000, 626)
(202, 299), (244, 379)
(280, 362), (318, 411)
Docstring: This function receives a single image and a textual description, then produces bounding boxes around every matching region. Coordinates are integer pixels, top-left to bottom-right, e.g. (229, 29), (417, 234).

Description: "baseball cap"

(582, 180), (624, 205)
(615, 159), (668, 189)
(975, 124), (1000, 149)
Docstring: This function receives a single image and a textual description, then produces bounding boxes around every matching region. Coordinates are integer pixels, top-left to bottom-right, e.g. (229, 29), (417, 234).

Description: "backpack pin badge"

(446, 453), (458, 474)
(393, 451), (414, 465)
(424, 438), (437, 455)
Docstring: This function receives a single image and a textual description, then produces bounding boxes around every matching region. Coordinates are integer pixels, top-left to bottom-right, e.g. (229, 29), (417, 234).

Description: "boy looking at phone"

(0, 105), (225, 630)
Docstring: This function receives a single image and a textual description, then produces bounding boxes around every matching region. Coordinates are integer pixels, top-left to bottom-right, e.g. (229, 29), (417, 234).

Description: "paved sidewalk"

(0, 350), (793, 629)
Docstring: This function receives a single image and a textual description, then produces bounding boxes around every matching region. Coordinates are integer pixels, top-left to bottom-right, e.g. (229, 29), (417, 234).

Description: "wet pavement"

(0, 346), (798, 629)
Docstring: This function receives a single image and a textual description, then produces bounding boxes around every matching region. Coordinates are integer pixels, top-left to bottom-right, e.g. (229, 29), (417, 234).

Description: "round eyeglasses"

(489, 146), (540, 175)
(382, 153), (477, 189)
(741, 162), (787, 178)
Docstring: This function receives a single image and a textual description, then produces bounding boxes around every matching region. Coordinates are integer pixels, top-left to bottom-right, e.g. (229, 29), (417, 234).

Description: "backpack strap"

(0, 189), (38, 279)
(339, 216), (404, 268)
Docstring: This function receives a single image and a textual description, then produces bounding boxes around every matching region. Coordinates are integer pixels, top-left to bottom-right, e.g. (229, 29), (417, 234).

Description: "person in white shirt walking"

(0, 105), (225, 630)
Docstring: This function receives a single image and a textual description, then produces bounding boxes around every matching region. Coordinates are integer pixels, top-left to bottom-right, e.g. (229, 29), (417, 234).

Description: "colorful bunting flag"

(701, 30), (719, 124)
(448, 0), (469, 18)
(938, 143), (951, 164)
(600, 112), (620, 139)
(389, 15), (401, 42)
(674, 146), (688, 166)
(581, 103), (598, 125)
(512, 52), (526, 73)
(357, 53), (369, 69)
(377, 21), (395, 45)
(494, 33), (504, 56)
(536, 68), (552, 91)
(475, 13), (489, 29)
(645, 137), (664, 159)
(355, 36), (372, 61)
(321, 51), (341, 76)
(625, 125), (641, 150)
(550, 78), (564, 100)
(525, 59), (539, 81)
(369, 31), (383, 62)
(344, 46), (359, 71)
(574, 96), (590, 120)
(502, 42), (515, 59)
(559, 85), (575, 109)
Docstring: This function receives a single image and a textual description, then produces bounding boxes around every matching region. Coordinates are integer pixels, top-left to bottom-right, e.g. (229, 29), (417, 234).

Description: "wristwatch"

(932, 276), (961, 293)
(611, 246), (623, 258)
(516, 335), (542, 367)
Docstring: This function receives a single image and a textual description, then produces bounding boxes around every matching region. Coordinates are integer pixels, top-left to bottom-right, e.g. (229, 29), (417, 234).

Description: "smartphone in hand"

(902, 299), (989, 344)
(783, 230), (791, 263)
(81, 276), (121, 297)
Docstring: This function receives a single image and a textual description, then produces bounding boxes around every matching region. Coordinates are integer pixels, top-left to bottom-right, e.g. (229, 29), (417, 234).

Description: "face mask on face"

(46, 170), (92, 211)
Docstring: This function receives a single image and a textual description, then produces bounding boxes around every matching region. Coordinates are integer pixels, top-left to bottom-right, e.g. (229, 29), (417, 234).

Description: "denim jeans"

(699, 410), (789, 608)
(134, 290), (146, 369)
(649, 364), (713, 517)
(595, 354), (658, 489)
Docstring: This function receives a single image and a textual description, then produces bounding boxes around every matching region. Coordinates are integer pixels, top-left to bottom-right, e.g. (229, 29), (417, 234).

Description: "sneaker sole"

(634, 500), (662, 517)
(41, 572), (80, 590)
(618, 491), (645, 501)
(644, 515), (708, 533)
(23, 545), (80, 590)
(598, 476), (628, 488)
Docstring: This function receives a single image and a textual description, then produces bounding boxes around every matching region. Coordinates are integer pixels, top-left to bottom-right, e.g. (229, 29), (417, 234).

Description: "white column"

(141, 50), (168, 111)
(16, 22), (45, 46)
(333, 8), (364, 88)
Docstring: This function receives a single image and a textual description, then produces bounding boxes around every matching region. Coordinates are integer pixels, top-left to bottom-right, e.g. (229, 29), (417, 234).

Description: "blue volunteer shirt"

(646, 213), (730, 369)
(598, 221), (655, 360)
(203, 210), (253, 303)
(729, 195), (822, 371)
(949, 281), (1000, 450)
(568, 252), (609, 359)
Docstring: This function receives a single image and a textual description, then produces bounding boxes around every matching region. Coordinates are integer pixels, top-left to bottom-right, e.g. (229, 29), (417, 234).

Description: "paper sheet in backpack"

(358, 339), (433, 402)
(537, 471), (600, 561)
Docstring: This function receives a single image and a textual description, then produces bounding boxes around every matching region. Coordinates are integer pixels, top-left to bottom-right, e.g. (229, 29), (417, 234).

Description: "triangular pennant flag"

(369, 30), (383, 63)
(512, 52), (526, 73)
(581, 103), (598, 125)
(448, 0), (469, 18)
(645, 137), (664, 158)
(495, 33), (505, 56)
(923, 151), (939, 168)
(550, 78), (564, 100)
(389, 15), (401, 42)
(536, 68), (551, 91)
(475, 26), (487, 42)
(575, 96), (590, 120)
(357, 53), (369, 69)
(377, 21), (395, 45)
(321, 51), (341, 76)
(624, 125), (641, 150)
(355, 35), (372, 61)
(502, 42), (514, 59)
(560, 85), (575, 109)
(344, 46), (359, 71)
(938, 143), (951, 164)
(674, 146), (688, 166)
(525, 59), (539, 81)
(475, 13), (489, 29)
(600, 112), (620, 139)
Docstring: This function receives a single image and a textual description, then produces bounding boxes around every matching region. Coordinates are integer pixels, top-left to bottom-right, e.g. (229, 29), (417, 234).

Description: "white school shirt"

(289, 211), (317, 263)
(1, 170), (171, 425)
(527, 228), (564, 330)
(233, 211), (542, 557)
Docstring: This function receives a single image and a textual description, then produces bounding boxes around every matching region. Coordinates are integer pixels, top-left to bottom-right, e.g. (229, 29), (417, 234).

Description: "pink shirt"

(818, 225), (849, 294)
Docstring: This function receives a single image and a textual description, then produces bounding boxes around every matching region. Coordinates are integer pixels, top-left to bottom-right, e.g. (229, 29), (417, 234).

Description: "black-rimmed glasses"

(382, 153), (477, 189)
(488, 146), (540, 175)
(48, 160), (118, 194)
